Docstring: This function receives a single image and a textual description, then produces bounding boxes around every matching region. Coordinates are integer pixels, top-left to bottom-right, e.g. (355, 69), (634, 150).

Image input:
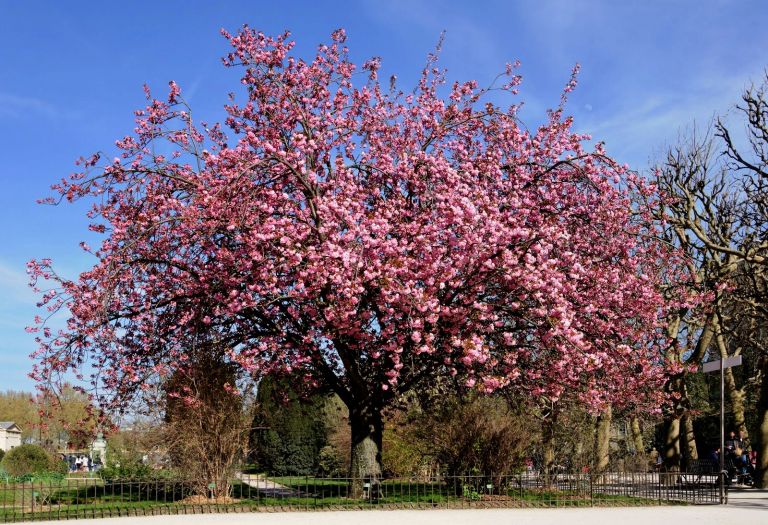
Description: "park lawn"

(0, 478), (680, 522)
(235, 478), (452, 505)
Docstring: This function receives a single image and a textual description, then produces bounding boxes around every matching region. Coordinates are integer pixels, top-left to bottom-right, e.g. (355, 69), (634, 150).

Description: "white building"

(0, 422), (22, 452)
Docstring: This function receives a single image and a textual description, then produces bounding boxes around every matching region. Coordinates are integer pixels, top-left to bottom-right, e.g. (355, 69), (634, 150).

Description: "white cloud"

(574, 67), (764, 168)
(0, 92), (79, 120)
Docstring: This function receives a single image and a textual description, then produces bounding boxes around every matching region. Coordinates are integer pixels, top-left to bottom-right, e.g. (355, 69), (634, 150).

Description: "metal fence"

(0, 470), (725, 522)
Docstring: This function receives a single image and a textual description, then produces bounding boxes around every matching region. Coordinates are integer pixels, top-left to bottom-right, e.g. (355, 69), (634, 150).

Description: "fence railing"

(0, 470), (725, 522)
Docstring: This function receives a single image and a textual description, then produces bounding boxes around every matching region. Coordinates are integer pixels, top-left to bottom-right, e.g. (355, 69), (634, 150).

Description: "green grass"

(0, 477), (684, 522)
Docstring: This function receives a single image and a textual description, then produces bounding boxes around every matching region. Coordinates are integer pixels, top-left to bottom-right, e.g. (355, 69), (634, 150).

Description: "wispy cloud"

(360, 0), (505, 73)
(575, 68), (763, 168)
(0, 92), (80, 120)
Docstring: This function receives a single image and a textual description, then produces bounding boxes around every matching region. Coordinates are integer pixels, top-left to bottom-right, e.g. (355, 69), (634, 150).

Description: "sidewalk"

(727, 487), (768, 510)
(29, 505), (767, 525)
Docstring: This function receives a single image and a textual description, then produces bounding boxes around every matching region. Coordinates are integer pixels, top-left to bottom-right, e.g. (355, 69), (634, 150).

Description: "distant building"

(0, 422), (22, 452)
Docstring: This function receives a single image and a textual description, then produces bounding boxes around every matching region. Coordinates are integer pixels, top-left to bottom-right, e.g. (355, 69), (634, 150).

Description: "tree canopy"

(29, 28), (676, 479)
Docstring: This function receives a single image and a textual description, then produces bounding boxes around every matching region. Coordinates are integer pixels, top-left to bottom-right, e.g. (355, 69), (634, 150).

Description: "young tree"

(30, 28), (672, 493)
(163, 340), (253, 498)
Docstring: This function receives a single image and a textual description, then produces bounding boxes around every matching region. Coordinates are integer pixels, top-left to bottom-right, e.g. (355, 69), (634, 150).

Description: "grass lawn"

(0, 476), (674, 522)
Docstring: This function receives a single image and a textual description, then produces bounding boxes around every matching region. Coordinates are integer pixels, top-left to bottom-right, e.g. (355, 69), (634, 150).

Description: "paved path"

(29, 505), (767, 525)
(235, 473), (299, 498)
(728, 487), (768, 510)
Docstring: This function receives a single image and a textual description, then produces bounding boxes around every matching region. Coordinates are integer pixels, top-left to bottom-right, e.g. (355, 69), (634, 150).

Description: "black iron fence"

(0, 470), (725, 522)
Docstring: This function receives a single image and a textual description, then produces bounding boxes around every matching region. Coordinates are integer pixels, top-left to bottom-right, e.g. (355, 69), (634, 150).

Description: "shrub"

(317, 445), (344, 477)
(393, 395), (531, 478)
(0, 445), (66, 477)
(0, 449), (5, 463)
(250, 377), (328, 476)
(98, 447), (153, 481)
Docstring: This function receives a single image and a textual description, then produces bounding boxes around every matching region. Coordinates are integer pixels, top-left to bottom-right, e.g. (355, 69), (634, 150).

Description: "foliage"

(99, 423), (166, 481)
(251, 376), (328, 476)
(0, 386), (100, 449)
(461, 484), (482, 501)
(98, 445), (153, 481)
(0, 444), (67, 477)
(163, 348), (254, 497)
(316, 445), (344, 477)
(0, 449), (4, 463)
(30, 27), (675, 479)
(385, 395), (531, 477)
(381, 408), (432, 477)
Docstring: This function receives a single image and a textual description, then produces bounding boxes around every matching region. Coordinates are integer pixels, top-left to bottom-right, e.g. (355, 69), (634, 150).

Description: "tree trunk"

(594, 406), (611, 475)
(724, 367), (747, 435)
(716, 328), (748, 436)
(681, 412), (698, 468)
(630, 417), (644, 454)
(541, 418), (557, 487)
(663, 417), (681, 471)
(756, 358), (768, 489)
(349, 403), (383, 499)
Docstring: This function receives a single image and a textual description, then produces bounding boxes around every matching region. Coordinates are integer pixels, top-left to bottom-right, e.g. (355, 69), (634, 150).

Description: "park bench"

(679, 459), (721, 487)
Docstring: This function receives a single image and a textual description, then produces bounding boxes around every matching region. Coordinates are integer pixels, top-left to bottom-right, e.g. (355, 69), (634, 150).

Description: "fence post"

(657, 472), (662, 505)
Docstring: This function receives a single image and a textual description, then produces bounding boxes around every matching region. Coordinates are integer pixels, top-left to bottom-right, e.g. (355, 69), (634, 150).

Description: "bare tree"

(654, 127), (743, 470)
(164, 344), (255, 499)
(714, 74), (768, 487)
(654, 71), (768, 486)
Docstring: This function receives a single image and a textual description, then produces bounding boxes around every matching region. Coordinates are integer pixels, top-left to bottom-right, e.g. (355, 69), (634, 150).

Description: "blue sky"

(1, 0), (766, 391)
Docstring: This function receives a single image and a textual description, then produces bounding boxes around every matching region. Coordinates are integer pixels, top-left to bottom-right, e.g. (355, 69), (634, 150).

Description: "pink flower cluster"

(29, 27), (676, 414)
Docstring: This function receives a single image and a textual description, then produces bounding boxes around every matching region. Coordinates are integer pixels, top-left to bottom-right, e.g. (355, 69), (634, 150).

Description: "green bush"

(0, 445), (67, 477)
(250, 377), (329, 476)
(98, 448), (153, 481)
(0, 448), (5, 463)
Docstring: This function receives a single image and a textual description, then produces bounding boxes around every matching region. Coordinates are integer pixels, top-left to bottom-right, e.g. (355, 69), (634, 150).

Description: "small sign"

(208, 482), (216, 489)
(702, 355), (742, 374)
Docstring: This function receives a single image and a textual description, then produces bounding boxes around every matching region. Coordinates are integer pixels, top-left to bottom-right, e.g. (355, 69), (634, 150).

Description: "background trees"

(0, 386), (98, 451)
(650, 72), (768, 486)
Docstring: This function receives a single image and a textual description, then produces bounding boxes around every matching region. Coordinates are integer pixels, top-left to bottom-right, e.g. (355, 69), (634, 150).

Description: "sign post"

(702, 354), (742, 505)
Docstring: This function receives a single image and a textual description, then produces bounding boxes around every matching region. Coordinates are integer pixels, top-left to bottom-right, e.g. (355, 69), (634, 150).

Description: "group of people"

(61, 453), (95, 473)
(710, 430), (756, 483)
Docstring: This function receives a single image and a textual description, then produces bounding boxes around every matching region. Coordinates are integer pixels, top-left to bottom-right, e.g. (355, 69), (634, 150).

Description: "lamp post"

(702, 354), (742, 504)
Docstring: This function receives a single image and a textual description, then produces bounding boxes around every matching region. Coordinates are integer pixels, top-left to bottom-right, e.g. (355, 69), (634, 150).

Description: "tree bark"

(349, 402), (383, 498)
(663, 417), (681, 471)
(724, 367), (747, 435)
(755, 358), (768, 488)
(541, 417), (557, 487)
(716, 328), (748, 436)
(594, 406), (611, 475)
(630, 417), (644, 454)
(681, 412), (698, 468)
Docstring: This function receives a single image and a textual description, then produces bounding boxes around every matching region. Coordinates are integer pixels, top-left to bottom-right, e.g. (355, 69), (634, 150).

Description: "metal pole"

(720, 357), (725, 504)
